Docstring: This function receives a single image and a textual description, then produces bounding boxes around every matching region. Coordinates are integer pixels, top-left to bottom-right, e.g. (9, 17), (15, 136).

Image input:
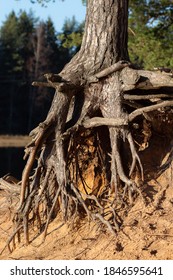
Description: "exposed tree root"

(1, 62), (173, 254)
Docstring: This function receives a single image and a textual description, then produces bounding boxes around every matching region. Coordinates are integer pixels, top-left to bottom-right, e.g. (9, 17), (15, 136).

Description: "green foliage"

(0, 11), (36, 74)
(58, 16), (84, 55)
(0, 10), (81, 135)
(128, 0), (173, 69)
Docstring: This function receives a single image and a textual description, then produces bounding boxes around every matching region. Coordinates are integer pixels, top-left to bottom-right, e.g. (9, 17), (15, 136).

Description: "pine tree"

(128, 0), (173, 68)
(2, 0), (173, 250)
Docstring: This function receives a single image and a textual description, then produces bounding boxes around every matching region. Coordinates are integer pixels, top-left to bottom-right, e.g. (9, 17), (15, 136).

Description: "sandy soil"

(0, 134), (173, 260)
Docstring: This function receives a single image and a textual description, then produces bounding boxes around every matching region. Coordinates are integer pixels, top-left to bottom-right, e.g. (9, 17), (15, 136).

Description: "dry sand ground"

(0, 135), (173, 260)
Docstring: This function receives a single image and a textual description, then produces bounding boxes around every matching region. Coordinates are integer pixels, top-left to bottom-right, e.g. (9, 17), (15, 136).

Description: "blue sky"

(0, 0), (86, 31)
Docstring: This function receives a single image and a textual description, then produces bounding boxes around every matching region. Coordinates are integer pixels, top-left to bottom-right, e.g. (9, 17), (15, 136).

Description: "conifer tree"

(2, 0), (173, 250)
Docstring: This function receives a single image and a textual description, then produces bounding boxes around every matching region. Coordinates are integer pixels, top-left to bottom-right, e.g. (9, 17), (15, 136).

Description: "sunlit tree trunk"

(61, 0), (129, 79)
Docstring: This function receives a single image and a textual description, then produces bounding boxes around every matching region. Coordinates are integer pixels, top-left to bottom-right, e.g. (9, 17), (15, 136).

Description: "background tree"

(0, 11), (37, 178)
(58, 16), (84, 56)
(0, 11), (36, 134)
(128, 0), (173, 68)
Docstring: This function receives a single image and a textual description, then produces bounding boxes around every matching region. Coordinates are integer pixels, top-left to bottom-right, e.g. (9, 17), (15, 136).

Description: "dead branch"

(82, 117), (128, 128)
(137, 70), (173, 89)
(32, 81), (53, 88)
(129, 100), (173, 121)
(121, 67), (173, 91)
(88, 60), (131, 83)
(124, 93), (173, 100)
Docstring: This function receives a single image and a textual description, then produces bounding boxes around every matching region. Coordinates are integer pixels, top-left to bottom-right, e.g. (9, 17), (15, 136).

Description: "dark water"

(0, 147), (25, 180)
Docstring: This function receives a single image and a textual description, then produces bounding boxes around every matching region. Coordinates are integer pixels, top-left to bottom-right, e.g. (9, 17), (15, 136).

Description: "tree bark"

(60, 0), (129, 81)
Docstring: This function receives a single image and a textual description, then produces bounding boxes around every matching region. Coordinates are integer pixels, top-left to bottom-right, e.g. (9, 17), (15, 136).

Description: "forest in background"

(0, 9), (84, 178)
(0, 0), (173, 178)
(0, 11), (84, 135)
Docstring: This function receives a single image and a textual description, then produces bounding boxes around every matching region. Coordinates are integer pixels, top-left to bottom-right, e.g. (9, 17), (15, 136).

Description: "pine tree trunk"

(61, 0), (129, 79)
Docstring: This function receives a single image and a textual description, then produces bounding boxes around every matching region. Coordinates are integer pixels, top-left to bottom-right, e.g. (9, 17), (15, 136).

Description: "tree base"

(1, 61), (173, 253)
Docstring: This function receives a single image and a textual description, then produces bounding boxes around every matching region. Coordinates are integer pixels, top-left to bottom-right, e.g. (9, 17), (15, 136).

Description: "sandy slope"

(1, 167), (173, 260)
(0, 132), (173, 260)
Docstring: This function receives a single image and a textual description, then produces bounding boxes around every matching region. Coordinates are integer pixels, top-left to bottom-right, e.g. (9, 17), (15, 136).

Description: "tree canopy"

(129, 0), (173, 68)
